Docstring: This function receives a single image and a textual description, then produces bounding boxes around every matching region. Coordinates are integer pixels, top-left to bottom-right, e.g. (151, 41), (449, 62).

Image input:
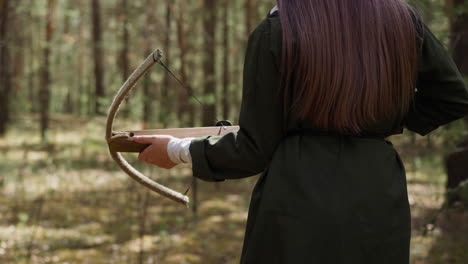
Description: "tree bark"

(27, 0), (37, 113)
(176, 2), (195, 126)
(142, 0), (155, 128)
(451, 0), (468, 75)
(445, 0), (468, 198)
(245, 0), (253, 34)
(0, 0), (11, 136)
(201, 0), (217, 126)
(450, 0), (468, 121)
(39, 0), (55, 142)
(222, 0), (230, 120)
(120, 0), (130, 83)
(119, 0), (131, 117)
(161, 0), (173, 126)
(76, 2), (85, 115)
(63, 6), (73, 114)
(91, 0), (105, 115)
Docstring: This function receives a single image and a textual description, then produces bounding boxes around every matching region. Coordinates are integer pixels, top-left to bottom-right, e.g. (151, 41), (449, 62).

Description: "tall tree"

(0, 0), (12, 136)
(76, 1), (86, 115)
(222, 0), (231, 119)
(119, 0), (130, 83)
(63, 3), (74, 114)
(27, 0), (37, 113)
(449, 0), (468, 121)
(193, 0), (219, 216)
(201, 0), (217, 126)
(119, 0), (131, 117)
(445, 0), (468, 195)
(176, 1), (194, 126)
(142, 0), (155, 128)
(245, 0), (253, 34)
(91, 0), (105, 114)
(450, 0), (468, 75)
(161, 0), (173, 126)
(39, 0), (55, 142)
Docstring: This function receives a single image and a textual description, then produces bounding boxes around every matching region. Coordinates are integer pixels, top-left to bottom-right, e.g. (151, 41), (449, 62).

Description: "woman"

(135, 1), (468, 263)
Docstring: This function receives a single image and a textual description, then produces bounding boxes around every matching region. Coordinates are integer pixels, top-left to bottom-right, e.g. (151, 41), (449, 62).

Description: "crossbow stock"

(106, 49), (239, 206)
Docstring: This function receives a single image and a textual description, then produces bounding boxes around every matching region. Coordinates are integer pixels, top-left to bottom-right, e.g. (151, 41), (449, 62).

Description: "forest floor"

(0, 115), (466, 264)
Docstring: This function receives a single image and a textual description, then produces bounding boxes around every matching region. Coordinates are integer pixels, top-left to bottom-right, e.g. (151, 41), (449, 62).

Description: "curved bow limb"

(105, 49), (191, 206)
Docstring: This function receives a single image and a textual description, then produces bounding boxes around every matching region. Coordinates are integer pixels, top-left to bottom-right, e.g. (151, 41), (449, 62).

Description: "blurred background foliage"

(0, 0), (467, 263)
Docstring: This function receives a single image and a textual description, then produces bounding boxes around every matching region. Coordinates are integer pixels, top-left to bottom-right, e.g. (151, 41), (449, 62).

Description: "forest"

(0, 0), (467, 263)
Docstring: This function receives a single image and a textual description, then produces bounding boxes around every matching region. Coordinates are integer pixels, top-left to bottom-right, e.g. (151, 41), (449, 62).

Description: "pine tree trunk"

(222, 0), (230, 120)
(451, 0), (468, 75)
(161, 0), (172, 126)
(0, 0), (11, 136)
(235, 6), (244, 120)
(142, 0), (154, 128)
(120, 0), (130, 83)
(27, 0), (37, 113)
(201, 0), (217, 126)
(63, 7), (73, 114)
(445, 0), (468, 198)
(176, 1), (194, 126)
(39, 0), (55, 142)
(91, 0), (105, 115)
(450, 0), (468, 121)
(77, 3), (85, 116)
(119, 0), (131, 117)
(245, 0), (253, 34)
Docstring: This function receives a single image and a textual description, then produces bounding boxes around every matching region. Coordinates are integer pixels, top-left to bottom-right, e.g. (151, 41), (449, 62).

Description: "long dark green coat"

(189, 10), (468, 264)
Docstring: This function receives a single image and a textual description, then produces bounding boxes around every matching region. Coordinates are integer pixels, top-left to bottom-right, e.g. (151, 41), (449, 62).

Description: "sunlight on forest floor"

(0, 115), (466, 264)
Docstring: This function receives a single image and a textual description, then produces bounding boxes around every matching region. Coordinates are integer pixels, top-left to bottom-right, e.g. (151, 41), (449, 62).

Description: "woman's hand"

(133, 135), (178, 169)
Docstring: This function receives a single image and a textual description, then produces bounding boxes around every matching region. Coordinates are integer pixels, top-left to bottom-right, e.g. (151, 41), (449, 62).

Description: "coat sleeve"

(403, 23), (468, 136)
(189, 19), (284, 182)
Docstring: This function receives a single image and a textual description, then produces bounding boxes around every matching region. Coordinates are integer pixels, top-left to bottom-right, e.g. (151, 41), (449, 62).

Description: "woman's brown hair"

(278, 0), (419, 134)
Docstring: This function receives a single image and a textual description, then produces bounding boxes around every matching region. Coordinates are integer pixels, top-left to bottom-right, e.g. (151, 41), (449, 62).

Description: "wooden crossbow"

(106, 49), (239, 207)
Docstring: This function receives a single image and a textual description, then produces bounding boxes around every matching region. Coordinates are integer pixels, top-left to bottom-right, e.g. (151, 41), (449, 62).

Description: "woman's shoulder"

(248, 11), (282, 55)
(244, 11), (282, 70)
(248, 14), (282, 58)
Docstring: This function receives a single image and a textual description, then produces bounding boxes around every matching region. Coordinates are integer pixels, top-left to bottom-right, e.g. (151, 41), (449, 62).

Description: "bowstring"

(157, 59), (226, 125)
(157, 59), (227, 196)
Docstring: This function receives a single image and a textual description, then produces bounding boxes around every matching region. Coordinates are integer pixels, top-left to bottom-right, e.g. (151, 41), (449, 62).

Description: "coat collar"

(270, 5), (278, 15)
(268, 5), (279, 17)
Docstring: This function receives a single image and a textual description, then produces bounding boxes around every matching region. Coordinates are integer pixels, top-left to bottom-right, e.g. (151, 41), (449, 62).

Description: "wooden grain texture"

(109, 126), (239, 153)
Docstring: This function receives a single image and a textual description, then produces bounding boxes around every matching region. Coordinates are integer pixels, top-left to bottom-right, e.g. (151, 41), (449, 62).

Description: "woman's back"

(236, 12), (410, 263)
(188, 3), (468, 263)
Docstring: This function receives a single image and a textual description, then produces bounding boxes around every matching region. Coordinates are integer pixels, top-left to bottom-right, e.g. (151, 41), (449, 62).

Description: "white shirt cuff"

(167, 137), (194, 164)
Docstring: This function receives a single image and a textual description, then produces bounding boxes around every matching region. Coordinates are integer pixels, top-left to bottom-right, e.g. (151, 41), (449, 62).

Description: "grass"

(0, 114), (466, 264)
